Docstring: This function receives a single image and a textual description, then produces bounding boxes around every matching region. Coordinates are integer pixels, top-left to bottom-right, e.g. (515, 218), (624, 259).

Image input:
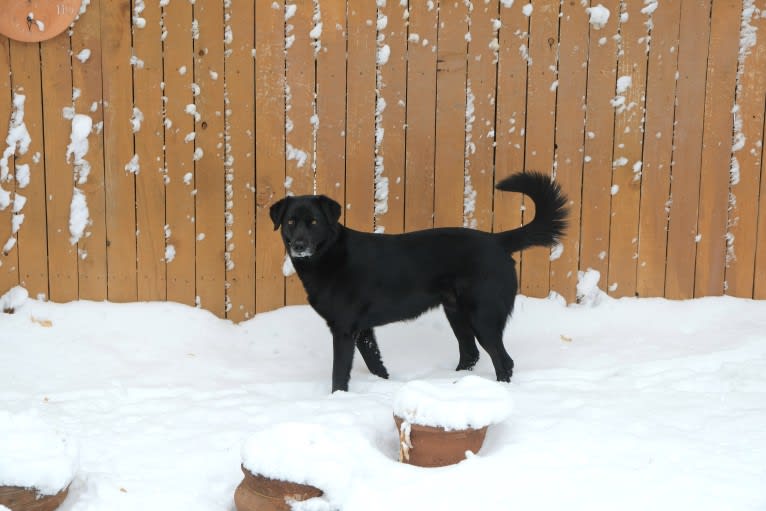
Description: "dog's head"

(270, 195), (342, 259)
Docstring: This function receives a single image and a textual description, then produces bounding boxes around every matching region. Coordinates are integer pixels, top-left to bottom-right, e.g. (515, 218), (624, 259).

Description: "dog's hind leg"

(470, 308), (514, 382)
(355, 329), (389, 379)
(443, 306), (480, 371)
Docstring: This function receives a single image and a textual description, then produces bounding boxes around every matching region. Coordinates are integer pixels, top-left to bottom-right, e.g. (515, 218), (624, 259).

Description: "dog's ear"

(317, 195), (341, 225)
(270, 197), (290, 230)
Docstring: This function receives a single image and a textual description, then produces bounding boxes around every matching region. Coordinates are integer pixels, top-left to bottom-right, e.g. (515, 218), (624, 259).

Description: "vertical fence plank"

(255, 0), (287, 312)
(404, 1), (438, 231)
(464, 0), (499, 232)
(606, 0), (650, 298)
(755, 111), (766, 298)
(194, 0), (226, 316)
(580, 0), (620, 286)
(41, 33), (78, 303)
(225, 0), (256, 321)
(133, 0), (167, 302)
(0, 39), (17, 293)
(493, 2), (528, 245)
(10, 41), (48, 299)
(315, 1), (347, 220)
(434, 0), (468, 229)
(521, 0), (560, 297)
(665, 0), (712, 299)
(345, 2), (376, 232)
(695, 0), (742, 297)
(636, 0), (681, 298)
(71, 0), (107, 302)
(550, 0), (589, 302)
(163, 0), (196, 307)
(376, 0), (408, 234)
(728, 6), (766, 298)
(285, 0), (316, 306)
(101, 0), (137, 302)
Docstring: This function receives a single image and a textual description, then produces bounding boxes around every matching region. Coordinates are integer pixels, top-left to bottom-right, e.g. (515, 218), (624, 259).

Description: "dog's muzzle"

(289, 240), (314, 259)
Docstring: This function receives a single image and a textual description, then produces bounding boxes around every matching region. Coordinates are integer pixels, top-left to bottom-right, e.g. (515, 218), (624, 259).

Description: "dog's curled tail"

(495, 172), (569, 253)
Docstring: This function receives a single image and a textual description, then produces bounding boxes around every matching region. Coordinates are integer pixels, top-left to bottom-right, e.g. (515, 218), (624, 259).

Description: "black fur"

(271, 172), (568, 392)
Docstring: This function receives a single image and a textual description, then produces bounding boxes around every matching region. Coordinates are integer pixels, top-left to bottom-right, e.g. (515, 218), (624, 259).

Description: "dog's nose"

(292, 240), (307, 252)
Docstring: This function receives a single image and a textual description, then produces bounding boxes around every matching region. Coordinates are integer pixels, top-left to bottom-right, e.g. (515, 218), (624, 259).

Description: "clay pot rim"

(239, 465), (324, 499)
(394, 413), (493, 433)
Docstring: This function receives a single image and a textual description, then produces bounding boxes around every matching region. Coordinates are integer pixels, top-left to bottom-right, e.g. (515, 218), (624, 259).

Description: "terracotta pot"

(0, 0), (82, 43)
(394, 415), (488, 468)
(234, 465), (323, 511)
(0, 485), (69, 511)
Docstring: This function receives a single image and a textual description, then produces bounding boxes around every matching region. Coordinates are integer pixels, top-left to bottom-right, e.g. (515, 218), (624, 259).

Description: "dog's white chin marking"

(290, 249), (314, 259)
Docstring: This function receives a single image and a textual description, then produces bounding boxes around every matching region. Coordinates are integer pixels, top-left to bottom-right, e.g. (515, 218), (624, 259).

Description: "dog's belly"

(362, 292), (441, 328)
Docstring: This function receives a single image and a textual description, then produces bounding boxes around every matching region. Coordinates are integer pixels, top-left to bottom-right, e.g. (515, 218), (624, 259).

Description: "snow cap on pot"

(393, 375), (513, 431)
(0, 410), (79, 495)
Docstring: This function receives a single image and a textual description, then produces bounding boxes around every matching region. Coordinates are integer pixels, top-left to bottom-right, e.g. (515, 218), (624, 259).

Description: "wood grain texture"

(580, 0), (620, 290)
(255, 0), (286, 313)
(664, 0), (712, 299)
(41, 32), (78, 303)
(404, 1), (438, 231)
(101, 0), (137, 302)
(433, 0), (468, 229)
(636, 0), (682, 298)
(163, 0), (196, 307)
(225, 0), (256, 321)
(133, 0), (167, 302)
(550, 0), (589, 302)
(10, 40), (48, 299)
(520, 0), (560, 297)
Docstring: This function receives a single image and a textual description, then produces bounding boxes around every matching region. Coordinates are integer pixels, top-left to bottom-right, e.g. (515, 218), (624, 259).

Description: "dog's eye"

(310, 218), (318, 225)
(287, 219), (295, 225)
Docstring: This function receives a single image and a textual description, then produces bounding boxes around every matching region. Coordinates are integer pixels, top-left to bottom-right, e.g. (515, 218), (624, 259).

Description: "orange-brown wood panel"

(315, 0), (347, 220)
(664, 0), (711, 299)
(521, 0), (560, 297)
(40, 33), (78, 303)
(376, 0), (408, 234)
(72, 0), (107, 301)
(755, 113), (766, 299)
(285, 0), (316, 306)
(550, 0), (589, 302)
(404, 1), (438, 231)
(9, 41), (48, 299)
(345, 2), (376, 233)
(727, 7), (766, 298)
(433, 0), (468, 229)
(694, 0), (742, 297)
(636, 0), (681, 298)
(255, 0), (286, 312)
(0, 39), (17, 293)
(225, 0), (256, 321)
(101, 0), (137, 302)
(163, 0), (196, 307)
(606, 0), (651, 298)
(580, 0), (620, 289)
(464, 0), (500, 233)
(194, 0), (226, 316)
(493, 3), (528, 247)
(133, 0), (167, 302)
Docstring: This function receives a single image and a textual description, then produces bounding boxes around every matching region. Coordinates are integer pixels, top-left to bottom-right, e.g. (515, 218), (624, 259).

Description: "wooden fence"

(0, 0), (765, 322)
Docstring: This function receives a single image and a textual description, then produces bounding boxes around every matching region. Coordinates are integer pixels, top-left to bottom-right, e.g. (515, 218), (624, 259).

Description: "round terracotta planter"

(0, 485), (69, 511)
(394, 415), (488, 468)
(0, 0), (82, 43)
(234, 465), (323, 511)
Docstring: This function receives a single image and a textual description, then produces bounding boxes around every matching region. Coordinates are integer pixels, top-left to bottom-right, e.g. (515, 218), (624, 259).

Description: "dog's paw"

(456, 356), (479, 372)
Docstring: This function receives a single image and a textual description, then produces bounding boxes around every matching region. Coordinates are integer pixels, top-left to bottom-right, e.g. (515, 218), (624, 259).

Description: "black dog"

(270, 172), (568, 392)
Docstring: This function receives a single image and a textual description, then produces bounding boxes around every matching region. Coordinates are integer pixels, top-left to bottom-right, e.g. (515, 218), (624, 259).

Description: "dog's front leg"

(331, 330), (355, 392)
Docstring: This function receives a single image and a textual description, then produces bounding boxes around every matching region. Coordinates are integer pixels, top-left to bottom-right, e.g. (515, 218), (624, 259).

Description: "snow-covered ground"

(1, 287), (765, 510)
